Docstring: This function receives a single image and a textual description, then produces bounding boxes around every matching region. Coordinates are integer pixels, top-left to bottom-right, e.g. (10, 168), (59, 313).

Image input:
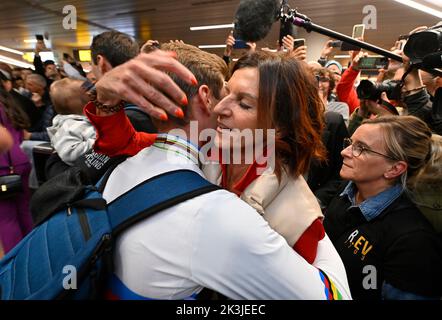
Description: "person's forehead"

(227, 68), (259, 92)
(352, 124), (385, 148)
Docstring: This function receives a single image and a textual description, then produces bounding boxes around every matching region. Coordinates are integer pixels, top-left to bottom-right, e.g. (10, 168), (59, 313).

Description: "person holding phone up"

(222, 31), (256, 66)
(281, 35), (307, 61)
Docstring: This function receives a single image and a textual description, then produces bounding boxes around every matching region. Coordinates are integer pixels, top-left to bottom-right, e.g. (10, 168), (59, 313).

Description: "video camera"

(356, 79), (402, 101)
(404, 25), (442, 64)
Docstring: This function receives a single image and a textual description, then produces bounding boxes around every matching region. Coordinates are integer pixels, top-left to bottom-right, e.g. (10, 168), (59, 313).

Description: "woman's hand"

(94, 50), (197, 120)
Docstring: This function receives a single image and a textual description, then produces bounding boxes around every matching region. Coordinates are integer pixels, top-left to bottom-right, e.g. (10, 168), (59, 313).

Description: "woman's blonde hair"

(362, 116), (432, 189)
(409, 134), (442, 189)
(408, 134), (442, 232)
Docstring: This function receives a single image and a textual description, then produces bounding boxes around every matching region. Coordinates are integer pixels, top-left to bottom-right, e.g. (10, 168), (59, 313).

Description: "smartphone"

(293, 38), (305, 49)
(358, 57), (389, 70)
(329, 40), (342, 48)
(340, 41), (361, 51)
(35, 34), (44, 41)
(233, 39), (249, 49)
(352, 24), (365, 39)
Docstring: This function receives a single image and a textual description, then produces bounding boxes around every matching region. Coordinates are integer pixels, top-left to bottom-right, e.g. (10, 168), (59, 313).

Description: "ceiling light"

(0, 45), (23, 55)
(190, 23), (234, 31)
(198, 44), (227, 49)
(0, 54), (34, 69)
(23, 39), (38, 43)
(393, 0), (442, 18)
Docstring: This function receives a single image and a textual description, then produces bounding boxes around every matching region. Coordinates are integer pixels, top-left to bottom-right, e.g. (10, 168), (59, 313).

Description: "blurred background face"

(25, 79), (43, 95)
(44, 64), (59, 80)
(213, 67), (259, 152)
(326, 65), (341, 83)
(318, 77), (330, 97)
(1, 80), (12, 92)
(14, 78), (24, 89)
(21, 69), (32, 81)
(340, 124), (392, 185)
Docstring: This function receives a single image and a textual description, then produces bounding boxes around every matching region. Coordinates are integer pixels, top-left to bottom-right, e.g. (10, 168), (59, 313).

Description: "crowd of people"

(0, 20), (441, 300)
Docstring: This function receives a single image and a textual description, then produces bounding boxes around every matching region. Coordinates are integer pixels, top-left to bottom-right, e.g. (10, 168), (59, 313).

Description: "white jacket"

(47, 114), (96, 166)
(203, 158), (323, 247)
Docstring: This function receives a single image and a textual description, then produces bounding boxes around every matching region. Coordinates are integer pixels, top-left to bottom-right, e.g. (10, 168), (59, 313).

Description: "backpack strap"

(96, 156), (129, 193)
(106, 169), (220, 235)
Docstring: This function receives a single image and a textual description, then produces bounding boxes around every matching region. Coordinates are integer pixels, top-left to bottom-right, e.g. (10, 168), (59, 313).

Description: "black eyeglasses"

(315, 75), (330, 82)
(343, 138), (396, 160)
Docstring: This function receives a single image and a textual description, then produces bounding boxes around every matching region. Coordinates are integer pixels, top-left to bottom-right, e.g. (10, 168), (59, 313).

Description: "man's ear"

(384, 160), (408, 180)
(97, 55), (112, 74)
(196, 84), (212, 116)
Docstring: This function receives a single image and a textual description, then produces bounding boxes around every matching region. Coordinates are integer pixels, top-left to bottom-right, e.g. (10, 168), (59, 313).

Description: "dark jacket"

(324, 186), (442, 300)
(29, 102), (55, 142)
(405, 88), (442, 135)
(307, 111), (349, 208)
(33, 55), (54, 88)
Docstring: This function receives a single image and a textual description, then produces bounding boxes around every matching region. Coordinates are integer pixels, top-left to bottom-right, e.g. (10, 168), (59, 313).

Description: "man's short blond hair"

(160, 42), (229, 100)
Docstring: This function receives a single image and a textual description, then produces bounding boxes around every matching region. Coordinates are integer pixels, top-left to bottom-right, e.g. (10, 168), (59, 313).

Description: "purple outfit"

(0, 102), (33, 253)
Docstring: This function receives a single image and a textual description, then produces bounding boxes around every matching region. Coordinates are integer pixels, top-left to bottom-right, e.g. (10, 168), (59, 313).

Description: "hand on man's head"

(94, 50), (197, 120)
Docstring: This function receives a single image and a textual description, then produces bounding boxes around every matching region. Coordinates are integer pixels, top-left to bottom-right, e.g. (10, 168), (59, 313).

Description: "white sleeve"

(190, 191), (348, 300)
(51, 120), (96, 165)
(312, 234), (352, 300)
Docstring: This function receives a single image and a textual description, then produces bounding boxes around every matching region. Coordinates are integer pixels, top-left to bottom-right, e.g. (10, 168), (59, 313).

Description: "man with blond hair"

(83, 43), (351, 300)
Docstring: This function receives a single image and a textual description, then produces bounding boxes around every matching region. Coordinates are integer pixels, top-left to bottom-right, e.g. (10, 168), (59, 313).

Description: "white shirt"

(103, 134), (351, 300)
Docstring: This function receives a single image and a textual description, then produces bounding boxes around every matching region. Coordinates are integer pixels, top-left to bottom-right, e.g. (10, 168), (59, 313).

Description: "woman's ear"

(384, 161), (407, 180)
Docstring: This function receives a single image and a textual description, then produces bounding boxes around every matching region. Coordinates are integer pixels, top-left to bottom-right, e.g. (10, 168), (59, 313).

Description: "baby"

(47, 78), (95, 166)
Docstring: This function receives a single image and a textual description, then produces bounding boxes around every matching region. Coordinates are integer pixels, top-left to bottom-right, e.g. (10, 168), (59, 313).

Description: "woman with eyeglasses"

(316, 67), (350, 126)
(323, 115), (442, 300)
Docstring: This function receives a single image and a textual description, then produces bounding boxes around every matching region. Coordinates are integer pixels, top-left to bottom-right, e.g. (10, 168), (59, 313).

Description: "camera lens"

(357, 80), (401, 102)
(357, 80), (378, 100)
